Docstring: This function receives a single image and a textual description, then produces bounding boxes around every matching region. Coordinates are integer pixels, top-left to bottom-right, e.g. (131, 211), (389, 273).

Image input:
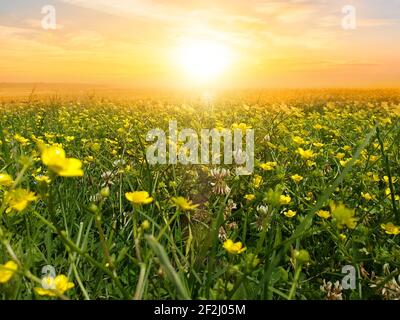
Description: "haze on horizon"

(0, 0), (399, 89)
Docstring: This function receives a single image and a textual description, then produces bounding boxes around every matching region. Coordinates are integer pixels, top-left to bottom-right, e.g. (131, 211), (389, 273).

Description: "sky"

(0, 0), (399, 88)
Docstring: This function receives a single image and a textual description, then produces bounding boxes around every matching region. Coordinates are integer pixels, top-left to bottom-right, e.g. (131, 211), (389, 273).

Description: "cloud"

(64, 31), (105, 49)
(0, 25), (38, 40)
(58, 0), (182, 22)
(357, 18), (400, 27)
(1, 0), (399, 86)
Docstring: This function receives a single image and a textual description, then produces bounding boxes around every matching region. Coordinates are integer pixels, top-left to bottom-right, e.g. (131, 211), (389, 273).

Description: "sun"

(177, 39), (233, 83)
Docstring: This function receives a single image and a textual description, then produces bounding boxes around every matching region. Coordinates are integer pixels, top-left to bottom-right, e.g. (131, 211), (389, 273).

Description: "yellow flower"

(338, 233), (347, 241)
(380, 222), (400, 235)
(369, 155), (379, 163)
(0, 173), (14, 187)
(306, 160), (316, 167)
(366, 172), (380, 182)
(41, 145), (83, 177)
(231, 123), (252, 132)
(340, 159), (351, 167)
(260, 161), (277, 171)
(361, 192), (373, 201)
(335, 153), (346, 160)
(125, 191), (153, 205)
(252, 175), (263, 189)
(316, 210), (331, 219)
(34, 275), (74, 297)
(313, 124), (324, 130)
(13, 134), (29, 145)
(330, 202), (357, 229)
(313, 142), (324, 148)
(5, 189), (38, 213)
(283, 210), (297, 218)
(223, 239), (246, 254)
(383, 176), (397, 184)
(291, 174), (303, 183)
(244, 194), (255, 201)
(0, 261), (18, 283)
(297, 148), (315, 160)
(44, 132), (55, 139)
(385, 188), (400, 200)
(279, 194), (291, 205)
(292, 136), (305, 145)
(34, 175), (51, 184)
(171, 196), (198, 211)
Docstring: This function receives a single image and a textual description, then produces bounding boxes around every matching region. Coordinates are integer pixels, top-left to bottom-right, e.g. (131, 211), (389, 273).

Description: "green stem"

(94, 211), (115, 270)
(31, 211), (129, 298)
(156, 209), (181, 242)
(71, 262), (90, 300)
(133, 262), (147, 300)
(376, 124), (399, 222)
(288, 266), (302, 300)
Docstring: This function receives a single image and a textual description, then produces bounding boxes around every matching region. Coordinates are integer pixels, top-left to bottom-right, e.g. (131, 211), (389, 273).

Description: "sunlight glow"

(177, 40), (233, 83)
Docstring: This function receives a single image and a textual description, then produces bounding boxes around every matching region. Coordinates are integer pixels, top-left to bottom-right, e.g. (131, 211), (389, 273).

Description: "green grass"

(1, 90), (400, 300)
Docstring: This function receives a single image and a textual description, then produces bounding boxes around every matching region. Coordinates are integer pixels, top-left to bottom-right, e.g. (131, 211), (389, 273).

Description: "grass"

(1, 89), (400, 300)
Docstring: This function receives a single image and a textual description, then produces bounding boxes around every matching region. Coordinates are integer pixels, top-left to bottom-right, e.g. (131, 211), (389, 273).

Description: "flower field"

(1, 89), (400, 300)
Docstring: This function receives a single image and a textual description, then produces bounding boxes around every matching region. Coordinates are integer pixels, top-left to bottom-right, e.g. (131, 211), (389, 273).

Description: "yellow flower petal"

(0, 261), (18, 283)
(125, 191), (153, 205)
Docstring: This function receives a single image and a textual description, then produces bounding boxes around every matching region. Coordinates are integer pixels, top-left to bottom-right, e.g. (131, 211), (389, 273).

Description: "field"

(1, 88), (400, 300)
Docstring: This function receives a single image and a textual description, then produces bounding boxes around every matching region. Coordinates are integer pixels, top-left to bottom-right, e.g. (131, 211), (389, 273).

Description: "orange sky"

(0, 0), (399, 88)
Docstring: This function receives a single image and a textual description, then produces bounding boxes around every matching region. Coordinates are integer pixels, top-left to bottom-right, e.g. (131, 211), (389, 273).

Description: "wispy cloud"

(0, 0), (399, 86)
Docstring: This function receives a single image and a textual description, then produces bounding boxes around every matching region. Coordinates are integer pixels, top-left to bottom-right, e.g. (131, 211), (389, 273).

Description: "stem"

(31, 211), (129, 298)
(288, 266), (302, 300)
(376, 124), (399, 222)
(156, 209), (181, 241)
(0, 227), (69, 300)
(133, 262), (147, 300)
(94, 211), (115, 271)
(133, 206), (143, 262)
(71, 262), (90, 300)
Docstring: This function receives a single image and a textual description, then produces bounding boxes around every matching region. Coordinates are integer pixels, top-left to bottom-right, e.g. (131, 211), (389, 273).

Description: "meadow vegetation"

(1, 89), (400, 300)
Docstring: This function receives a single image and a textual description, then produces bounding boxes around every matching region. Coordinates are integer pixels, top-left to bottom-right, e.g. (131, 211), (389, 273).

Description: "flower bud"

(100, 187), (110, 198)
(141, 220), (150, 231)
(88, 203), (99, 214)
(294, 249), (310, 264)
